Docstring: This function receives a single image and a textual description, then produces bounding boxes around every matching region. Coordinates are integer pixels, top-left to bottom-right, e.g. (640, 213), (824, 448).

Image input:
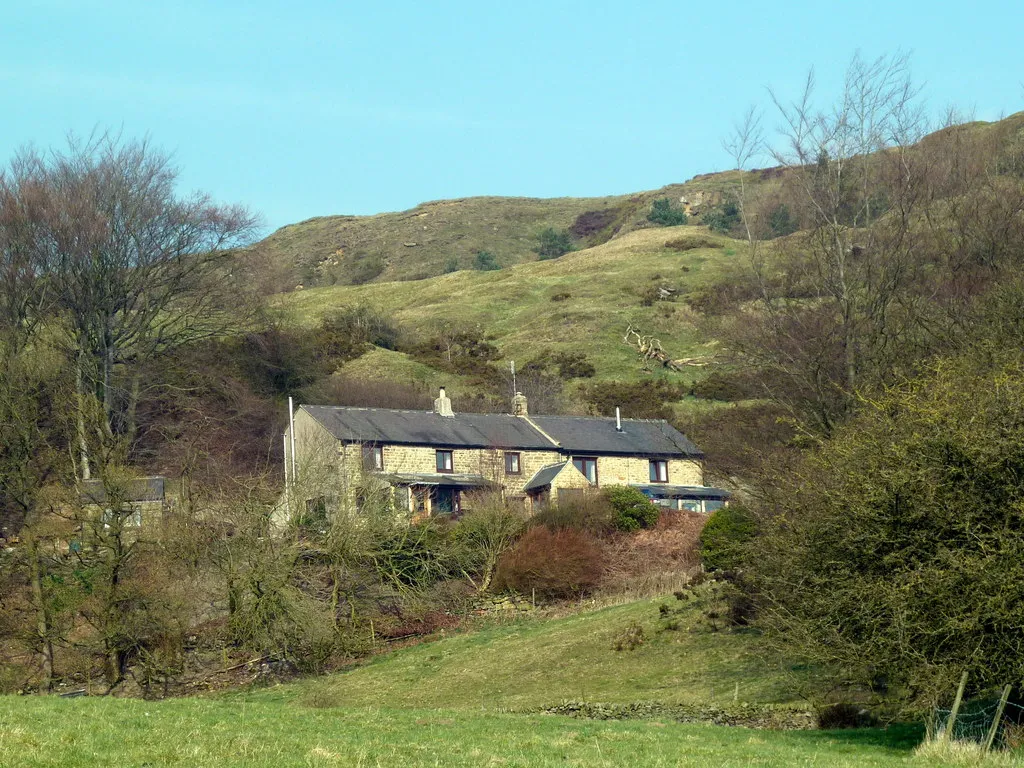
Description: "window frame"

(572, 456), (598, 485)
(504, 451), (521, 475)
(649, 459), (669, 483)
(436, 449), (454, 474)
(362, 444), (384, 471)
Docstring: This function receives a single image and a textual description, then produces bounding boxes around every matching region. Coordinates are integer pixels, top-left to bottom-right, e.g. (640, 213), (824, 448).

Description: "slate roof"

(302, 406), (556, 450)
(523, 462), (570, 493)
(631, 484), (730, 500)
(301, 406), (703, 459)
(528, 416), (703, 458)
(80, 477), (166, 505)
(384, 472), (495, 488)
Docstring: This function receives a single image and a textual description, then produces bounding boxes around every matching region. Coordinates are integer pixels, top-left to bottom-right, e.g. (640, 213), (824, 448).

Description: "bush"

(473, 251), (500, 271)
(648, 198), (688, 227)
(535, 228), (574, 259)
(316, 305), (401, 357)
(768, 204), (797, 237)
(603, 486), (660, 532)
(664, 236), (721, 252)
(699, 505), (756, 572)
(581, 379), (684, 421)
(495, 526), (603, 599)
(816, 702), (876, 730)
(689, 370), (759, 402)
(531, 494), (614, 535)
(523, 350), (596, 380)
(612, 620), (646, 651)
(703, 201), (741, 234)
(348, 254), (385, 285)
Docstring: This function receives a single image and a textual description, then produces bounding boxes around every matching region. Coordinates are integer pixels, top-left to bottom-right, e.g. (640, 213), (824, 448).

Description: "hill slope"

(246, 176), (745, 290)
(278, 226), (740, 395)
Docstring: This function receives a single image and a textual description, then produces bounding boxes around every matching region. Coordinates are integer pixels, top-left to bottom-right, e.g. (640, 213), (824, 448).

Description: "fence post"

(984, 684), (1012, 752)
(943, 670), (969, 742)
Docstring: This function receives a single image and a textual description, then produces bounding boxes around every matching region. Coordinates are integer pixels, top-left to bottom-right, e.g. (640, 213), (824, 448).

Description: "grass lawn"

(0, 696), (947, 768)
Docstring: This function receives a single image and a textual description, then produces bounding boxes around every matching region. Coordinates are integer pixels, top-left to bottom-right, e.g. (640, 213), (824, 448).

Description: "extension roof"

(522, 462), (570, 493)
(631, 484), (730, 500)
(301, 405), (703, 459)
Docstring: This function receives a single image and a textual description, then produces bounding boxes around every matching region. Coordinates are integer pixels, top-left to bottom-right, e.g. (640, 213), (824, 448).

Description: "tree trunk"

(75, 354), (91, 480)
(27, 538), (55, 691)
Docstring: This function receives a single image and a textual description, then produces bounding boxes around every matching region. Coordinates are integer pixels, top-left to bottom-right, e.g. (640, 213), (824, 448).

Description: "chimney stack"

(434, 386), (454, 417)
(512, 391), (528, 416)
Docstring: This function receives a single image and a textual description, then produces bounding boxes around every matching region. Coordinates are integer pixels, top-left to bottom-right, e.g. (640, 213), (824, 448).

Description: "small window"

(436, 449), (454, 473)
(572, 456), (598, 484)
(504, 452), (521, 474)
(362, 444), (384, 471)
(649, 459), (668, 483)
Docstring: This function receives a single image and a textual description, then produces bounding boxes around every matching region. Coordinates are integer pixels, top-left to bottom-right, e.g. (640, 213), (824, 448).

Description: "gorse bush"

(473, 251), (500, 271)
(703, 200), (741, 234)
(699, 505), (756, 572)
(535, 227), (574, 259)
(648, 198), (688, 227)
(603, 486), (660, 532)
(495, 526), (604, 599)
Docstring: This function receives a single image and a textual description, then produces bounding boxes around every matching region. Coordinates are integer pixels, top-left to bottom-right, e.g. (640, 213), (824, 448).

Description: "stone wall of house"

(591, 455), (703, 487)
(375, 444), (563, 496)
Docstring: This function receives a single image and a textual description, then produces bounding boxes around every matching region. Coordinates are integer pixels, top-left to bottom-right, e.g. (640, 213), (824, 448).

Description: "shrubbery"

(699, 505), (756, 572)
(473, 251), (500, 271)
(495, 526), (604, 599)
(603, 486), (660, 532)
(703, 200), (741, 234)
(647, 198), (688, 227)
(531, 494), (614, 535)
(535, 227), (574, 259)
(581, 379), (684, 421)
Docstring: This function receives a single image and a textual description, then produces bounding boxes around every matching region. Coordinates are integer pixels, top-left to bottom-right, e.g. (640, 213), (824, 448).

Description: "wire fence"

(932, 696), (1024, 749)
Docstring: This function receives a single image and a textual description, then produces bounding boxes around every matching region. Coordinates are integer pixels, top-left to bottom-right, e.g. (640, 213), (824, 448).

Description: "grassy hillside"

(277, 226), (744, 396)
(245, 176), (749, 289)
(249, 595), (800, 712)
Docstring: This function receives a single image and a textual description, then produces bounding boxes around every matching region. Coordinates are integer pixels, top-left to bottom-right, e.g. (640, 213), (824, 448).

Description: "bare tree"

(720, 53), (935, 433)
(0, 134), (260, 478)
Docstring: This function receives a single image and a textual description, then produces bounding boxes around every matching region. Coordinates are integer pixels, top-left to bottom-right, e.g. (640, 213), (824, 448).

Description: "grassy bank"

(247, 597), (799, 711)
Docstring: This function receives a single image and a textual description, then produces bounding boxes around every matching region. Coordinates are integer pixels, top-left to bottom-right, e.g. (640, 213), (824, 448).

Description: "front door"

(435, 486), (460, 517)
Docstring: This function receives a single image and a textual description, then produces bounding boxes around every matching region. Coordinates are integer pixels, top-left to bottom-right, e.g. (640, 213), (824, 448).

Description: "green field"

(0, 697), (948, 768)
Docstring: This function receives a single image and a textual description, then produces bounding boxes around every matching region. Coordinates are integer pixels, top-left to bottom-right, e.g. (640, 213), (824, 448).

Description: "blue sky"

(2, 0), (1020, 233)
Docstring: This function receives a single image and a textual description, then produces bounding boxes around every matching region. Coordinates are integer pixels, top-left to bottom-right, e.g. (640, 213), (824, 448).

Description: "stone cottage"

(284, 388), (727, 521)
